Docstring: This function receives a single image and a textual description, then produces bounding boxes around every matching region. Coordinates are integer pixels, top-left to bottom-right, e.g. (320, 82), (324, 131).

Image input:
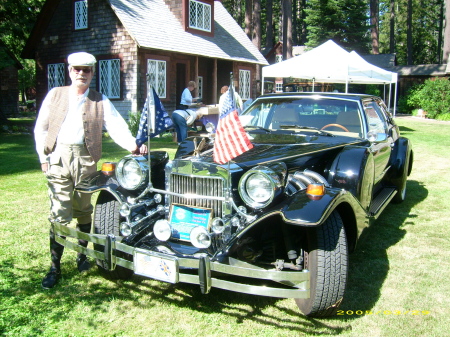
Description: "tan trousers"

(46, 144), (97, 225)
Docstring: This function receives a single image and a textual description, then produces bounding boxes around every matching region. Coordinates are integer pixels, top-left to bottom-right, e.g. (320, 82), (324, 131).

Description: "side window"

(147, 59), (167, 98)
(239, 69), (251, 100)
(47, 63), (65, 90)
(74, 0), (88, 30)
(364, 101), (388, 134)
(98, 59), (121, 99)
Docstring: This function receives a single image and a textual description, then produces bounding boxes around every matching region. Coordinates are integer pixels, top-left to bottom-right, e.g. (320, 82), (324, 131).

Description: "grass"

(0, 118), (449, 336)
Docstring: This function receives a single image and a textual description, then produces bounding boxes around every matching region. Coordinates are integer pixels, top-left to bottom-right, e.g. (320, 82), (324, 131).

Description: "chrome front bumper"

(53, 223), (310, 299)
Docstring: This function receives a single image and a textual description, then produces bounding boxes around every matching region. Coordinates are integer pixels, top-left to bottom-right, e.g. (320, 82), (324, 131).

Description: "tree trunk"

(407, 0), (413, 64)
(282, 0), (293, 60)
(437, 0), (444, 63)
(389, 0), (395, 54)
(443, 0), (450, 63)
(265, 0), (273, 49)
(252, 0), (261, 50)
(245, 0), (253, 40)
(370, 0), (379, 54)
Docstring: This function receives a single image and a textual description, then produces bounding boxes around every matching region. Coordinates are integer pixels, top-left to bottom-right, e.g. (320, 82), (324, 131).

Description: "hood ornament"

(193, 137), (207, 157)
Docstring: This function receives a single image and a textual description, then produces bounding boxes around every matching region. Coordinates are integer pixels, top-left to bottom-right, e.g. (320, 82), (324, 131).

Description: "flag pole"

(145, 74), (154, 191)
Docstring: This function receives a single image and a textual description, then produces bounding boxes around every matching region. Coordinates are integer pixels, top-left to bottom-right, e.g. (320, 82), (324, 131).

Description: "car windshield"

(240, 97), (363, 137)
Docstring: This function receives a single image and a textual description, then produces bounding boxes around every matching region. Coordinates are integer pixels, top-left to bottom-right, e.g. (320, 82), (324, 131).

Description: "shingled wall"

(35, 0), (138, 118)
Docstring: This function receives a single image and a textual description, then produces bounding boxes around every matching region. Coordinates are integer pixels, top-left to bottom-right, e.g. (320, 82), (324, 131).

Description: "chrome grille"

(170, 174), (224, 217)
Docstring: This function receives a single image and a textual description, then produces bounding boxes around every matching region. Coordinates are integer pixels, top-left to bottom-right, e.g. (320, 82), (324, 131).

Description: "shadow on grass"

(0, 258), (351, 335)
(337, 179), (428, 318)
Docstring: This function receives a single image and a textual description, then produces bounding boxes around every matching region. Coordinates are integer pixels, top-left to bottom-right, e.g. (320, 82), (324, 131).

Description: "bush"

(127, 111), (141, 137)
(406, 78), (450, 119)
(436, 113), (450, 121)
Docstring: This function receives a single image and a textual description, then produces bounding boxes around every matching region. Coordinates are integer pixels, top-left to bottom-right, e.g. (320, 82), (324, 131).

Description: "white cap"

(67, 52), (96, 67)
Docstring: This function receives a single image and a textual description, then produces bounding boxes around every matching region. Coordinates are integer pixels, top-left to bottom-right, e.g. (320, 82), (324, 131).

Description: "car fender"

(386, 137), (413, 185)
(278, 188), (367, 228)
(327, 145), (375, 212)
(233, 189), (367, 253)
(75, 171), (126, 203)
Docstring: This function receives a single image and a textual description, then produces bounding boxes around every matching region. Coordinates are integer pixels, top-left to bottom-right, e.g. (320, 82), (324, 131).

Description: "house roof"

(108, 0), (267, 65)
(361, 54), (397, 69)
(22, 0), (267, 65)
(391, 64), (448, 76)
(1, 40), (23, 70)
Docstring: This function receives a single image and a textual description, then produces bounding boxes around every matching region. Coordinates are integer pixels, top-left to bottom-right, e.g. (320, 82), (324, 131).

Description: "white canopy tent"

(261, 40), (398, 114)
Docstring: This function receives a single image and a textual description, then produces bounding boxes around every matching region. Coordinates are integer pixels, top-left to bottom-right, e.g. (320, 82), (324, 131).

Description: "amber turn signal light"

(101, 162), (116, 176)
(306, 183), (325, 200)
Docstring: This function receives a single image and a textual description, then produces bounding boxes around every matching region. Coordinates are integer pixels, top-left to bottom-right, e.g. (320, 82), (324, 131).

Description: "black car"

(58, 92), (413, 317)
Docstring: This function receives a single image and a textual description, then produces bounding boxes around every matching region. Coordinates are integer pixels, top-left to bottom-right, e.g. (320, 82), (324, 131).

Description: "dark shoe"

(76, 256), (91, 272)
(42, 267), (61, 289)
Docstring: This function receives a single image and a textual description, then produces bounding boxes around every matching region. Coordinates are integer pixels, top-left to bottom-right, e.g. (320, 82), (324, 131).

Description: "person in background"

(34, 52), (147, 289)
(172, 108), (202, 143)
(179, 80), (197, 109)
(218, 85), (243, 113)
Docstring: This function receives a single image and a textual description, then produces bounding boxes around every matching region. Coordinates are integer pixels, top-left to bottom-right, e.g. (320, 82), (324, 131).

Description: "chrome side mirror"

(367, 131), (388, 142)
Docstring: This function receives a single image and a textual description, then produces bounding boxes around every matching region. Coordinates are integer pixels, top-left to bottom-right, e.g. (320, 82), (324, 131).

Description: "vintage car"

(54, 92), (413, 317)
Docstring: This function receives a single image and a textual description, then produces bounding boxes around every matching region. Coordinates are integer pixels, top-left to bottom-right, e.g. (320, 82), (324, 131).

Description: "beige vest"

(44, 86), (105, 163)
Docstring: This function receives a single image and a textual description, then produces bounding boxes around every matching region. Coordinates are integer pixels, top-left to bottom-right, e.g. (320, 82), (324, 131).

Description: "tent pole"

(393, 81), (398, 116)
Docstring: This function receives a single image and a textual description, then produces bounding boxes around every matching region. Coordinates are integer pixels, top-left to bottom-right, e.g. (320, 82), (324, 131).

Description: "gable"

(107, 0), (267, 65)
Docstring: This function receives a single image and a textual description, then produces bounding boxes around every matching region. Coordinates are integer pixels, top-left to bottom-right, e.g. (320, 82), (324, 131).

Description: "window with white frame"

(47, 63), (65, 90)
(74, 0), (88, 30)
(189, 0), (212, 32)
(239, 69), (251, 100)
(275, 81), (283, 92)
(99, 59), (121, 99)
(197, 76), (203, 100)
(147, 59), (166, 98)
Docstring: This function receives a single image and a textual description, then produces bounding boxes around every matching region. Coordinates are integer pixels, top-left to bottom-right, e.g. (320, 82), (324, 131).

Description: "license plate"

(133, 249), (179, 283)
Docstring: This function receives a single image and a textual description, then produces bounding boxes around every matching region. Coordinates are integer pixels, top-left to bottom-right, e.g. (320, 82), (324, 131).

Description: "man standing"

(34, 52), (147, 289)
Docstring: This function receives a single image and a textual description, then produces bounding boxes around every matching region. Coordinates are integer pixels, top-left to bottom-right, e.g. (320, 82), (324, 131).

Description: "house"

(0, 40), (23, 119)
(21, 0), (268, 118)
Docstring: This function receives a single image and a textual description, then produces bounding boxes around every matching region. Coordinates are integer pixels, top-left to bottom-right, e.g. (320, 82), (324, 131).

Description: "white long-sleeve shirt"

(34, 87), (136, 163)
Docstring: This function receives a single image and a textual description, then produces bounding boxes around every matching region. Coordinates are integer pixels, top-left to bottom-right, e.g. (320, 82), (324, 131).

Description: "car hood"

(177, 132), (369, 170)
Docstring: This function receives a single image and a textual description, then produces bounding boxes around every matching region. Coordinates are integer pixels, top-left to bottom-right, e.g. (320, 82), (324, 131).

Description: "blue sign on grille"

(169, 204), (212, 241)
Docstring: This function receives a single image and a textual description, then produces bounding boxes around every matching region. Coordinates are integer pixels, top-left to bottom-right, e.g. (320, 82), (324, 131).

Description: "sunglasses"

(72, 67), (92, 74)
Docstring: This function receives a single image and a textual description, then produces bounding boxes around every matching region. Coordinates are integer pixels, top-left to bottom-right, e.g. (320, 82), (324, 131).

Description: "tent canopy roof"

(262, 40), (397, 84)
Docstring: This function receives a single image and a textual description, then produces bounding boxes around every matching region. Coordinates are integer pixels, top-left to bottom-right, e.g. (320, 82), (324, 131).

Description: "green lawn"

(0, 118), (449, 337)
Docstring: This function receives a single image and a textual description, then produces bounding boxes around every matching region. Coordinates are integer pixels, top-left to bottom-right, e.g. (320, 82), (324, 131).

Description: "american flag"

(213, 87), (253, 164)
(136, 88), (173, 147)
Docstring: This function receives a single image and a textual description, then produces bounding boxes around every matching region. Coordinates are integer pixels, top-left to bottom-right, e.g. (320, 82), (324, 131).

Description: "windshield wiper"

(244, 125), (272, 132)
(279, 125), (334, 136)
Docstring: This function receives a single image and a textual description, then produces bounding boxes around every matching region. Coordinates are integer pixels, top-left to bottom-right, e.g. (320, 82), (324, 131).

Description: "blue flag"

(136, 88), (173, 146)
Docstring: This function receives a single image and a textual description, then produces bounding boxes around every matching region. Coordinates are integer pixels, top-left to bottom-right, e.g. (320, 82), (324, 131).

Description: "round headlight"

(239, 167), (282, 209)
(116, 156), (149, 190)
(190, 226), (211, 249)
(153, 219), (172, 241)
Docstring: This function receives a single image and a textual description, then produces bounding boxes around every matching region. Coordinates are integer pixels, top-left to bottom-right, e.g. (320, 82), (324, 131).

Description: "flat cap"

(67, 52), (97, 67)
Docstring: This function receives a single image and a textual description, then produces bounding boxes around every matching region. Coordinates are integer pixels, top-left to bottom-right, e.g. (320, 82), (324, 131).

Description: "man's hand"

(131, 144), (148, 155)
(41, 163), (49, 173)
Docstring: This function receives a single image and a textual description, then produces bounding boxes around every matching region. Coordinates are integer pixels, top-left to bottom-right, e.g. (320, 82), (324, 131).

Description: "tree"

(370, 0), (380, 54)
(0, 0), (45, 103)
(443, 0), (450, 63)
(282, 0), (293, 59)
(252, 0), (261, 50)
(265, 0), (274, 48)
(304, 0), (370, 52)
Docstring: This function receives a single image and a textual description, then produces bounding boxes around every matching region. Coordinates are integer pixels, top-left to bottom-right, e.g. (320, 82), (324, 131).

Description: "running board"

(369, 187), (397, 219)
